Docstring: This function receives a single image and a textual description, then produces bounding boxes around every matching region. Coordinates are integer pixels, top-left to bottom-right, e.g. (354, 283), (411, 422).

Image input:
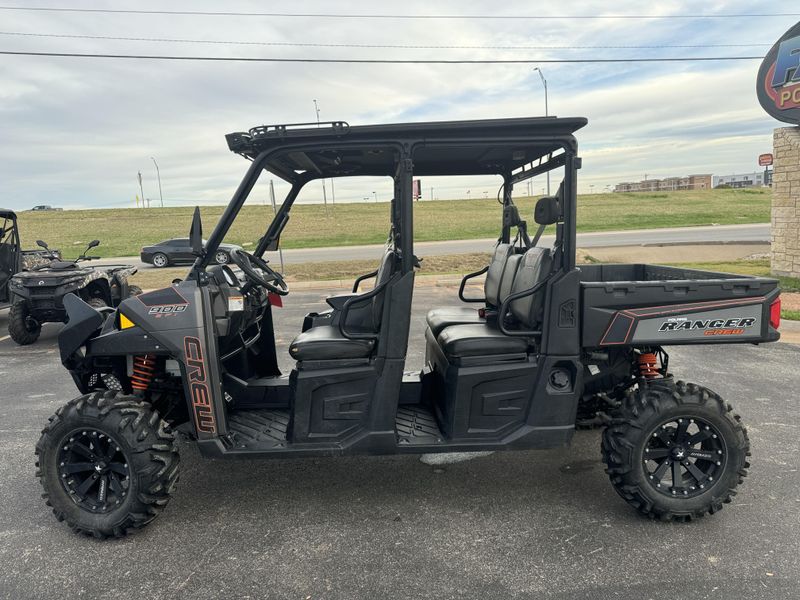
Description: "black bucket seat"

(435, 247), (552, 360)
(425, 242), (519, 337)
(289, 249), (397, 361)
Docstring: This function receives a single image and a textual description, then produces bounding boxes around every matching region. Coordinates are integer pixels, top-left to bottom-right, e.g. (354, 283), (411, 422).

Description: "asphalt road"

(95, 223), (770, 270)
(0, 285), (798, 599)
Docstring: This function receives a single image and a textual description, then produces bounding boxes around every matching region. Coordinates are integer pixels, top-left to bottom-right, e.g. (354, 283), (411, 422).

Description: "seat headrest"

(534, 196), (560, 225)
(503, 204), (522, 228)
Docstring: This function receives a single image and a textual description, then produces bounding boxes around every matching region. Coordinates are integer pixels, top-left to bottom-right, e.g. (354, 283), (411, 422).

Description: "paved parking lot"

(1, 286), (798, 599)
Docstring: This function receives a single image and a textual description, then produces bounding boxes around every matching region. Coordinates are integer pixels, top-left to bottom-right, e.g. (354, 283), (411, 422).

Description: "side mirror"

(87, 239), (100, 250)
(534, 196), (561, 225)
(36, 239), (49, 250)
(189, 206), (204, 256)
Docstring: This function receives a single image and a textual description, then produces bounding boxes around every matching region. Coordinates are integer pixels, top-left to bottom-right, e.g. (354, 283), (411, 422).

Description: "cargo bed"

(578, 263), (781, 348)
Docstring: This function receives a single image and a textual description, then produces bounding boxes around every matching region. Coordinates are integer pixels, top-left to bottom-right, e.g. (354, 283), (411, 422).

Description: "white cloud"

(0, 0), (792, 209)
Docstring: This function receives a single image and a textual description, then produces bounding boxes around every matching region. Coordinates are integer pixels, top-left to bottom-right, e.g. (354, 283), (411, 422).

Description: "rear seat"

(435, 247), (552, 359)
(425, 243), (518, 337)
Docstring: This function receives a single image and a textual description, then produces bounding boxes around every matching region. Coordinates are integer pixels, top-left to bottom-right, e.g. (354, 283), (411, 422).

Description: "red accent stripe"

(621, 296), (765, 318)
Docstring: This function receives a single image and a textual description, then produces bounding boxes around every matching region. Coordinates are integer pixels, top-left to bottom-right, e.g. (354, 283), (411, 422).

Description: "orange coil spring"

(131, 355), (156, 391)
(637, 352), (661, 379)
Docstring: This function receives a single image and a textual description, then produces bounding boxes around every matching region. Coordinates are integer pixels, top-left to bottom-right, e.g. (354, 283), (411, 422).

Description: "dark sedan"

(140, 239), (241, 268)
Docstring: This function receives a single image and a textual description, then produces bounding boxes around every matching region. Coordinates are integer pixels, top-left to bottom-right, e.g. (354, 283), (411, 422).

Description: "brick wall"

(771, 126), (800, 277)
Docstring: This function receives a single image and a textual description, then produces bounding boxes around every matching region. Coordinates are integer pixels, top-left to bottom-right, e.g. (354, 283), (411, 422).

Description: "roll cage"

(194, 116), (587, 281)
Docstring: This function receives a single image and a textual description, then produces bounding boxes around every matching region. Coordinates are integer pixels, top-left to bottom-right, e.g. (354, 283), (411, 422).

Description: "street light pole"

(313, 99), (329, 217)
(150, 157), (163, 207)
(137, 171), (145, 209)
(533, 67), (551, 195)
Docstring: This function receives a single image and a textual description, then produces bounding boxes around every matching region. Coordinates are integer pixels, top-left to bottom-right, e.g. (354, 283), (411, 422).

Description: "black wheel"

(151, 252), (168, 268)
(8, 301), (41, 345)
(214, 250), (230, 265)
(601, 379), (750, 521)
(127, 285), (143, 297)
(35, 391), (180, 538)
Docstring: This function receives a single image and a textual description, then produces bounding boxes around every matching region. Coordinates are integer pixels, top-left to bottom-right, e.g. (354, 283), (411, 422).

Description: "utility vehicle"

(1, 208), (62, 308)
(7, 239), (140, 345)
(35, 117), (781, 538)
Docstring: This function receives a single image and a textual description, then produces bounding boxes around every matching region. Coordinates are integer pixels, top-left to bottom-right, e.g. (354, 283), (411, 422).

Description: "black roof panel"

(227, 116), (587, 180)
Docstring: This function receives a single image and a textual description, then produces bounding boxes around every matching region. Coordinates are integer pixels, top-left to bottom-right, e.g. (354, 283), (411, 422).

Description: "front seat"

(289, 249), (397, 361)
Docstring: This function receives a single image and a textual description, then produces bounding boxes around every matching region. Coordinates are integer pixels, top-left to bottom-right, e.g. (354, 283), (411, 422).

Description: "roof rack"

(226, 121), (350, 154)
(249, 121), (349, 139)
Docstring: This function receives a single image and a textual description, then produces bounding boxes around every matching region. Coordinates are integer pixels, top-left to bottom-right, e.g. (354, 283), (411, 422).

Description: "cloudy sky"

(0, 1), (795, 210)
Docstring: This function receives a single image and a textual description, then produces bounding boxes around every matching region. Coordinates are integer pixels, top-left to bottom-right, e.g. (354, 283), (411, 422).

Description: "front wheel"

(601, 379), (750, 521)
(127, 285), (143, 297)
(214, 251), (230, 265)
(8, 301), (41, 345)
(35, 391), (180, 538)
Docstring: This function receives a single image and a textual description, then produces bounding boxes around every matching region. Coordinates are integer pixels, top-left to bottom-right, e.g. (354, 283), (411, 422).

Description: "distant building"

(713, 172), (768, 188)
(613, 174), (712, 193)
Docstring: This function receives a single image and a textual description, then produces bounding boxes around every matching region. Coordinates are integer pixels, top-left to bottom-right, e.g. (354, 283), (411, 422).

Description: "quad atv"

(7, 239), (140, 345)
(1, 208), (63, 309)
(35, 117), (780, 538)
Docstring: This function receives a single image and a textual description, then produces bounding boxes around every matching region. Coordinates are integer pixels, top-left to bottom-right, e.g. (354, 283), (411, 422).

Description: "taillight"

(770, 298), (781, 330)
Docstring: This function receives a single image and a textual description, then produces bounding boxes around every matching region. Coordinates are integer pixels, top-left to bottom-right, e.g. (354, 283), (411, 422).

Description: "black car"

(140, 238), (241, 268)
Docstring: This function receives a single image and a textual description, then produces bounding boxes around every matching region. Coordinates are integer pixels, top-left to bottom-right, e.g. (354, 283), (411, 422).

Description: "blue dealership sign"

(757, 22), (800, 124)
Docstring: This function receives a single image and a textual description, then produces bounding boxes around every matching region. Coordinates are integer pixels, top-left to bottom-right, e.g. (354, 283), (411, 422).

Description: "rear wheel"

(35, 390), (180, 538)
(601, 379), (749, 521)
(151, 252), (168, 268)
(8, 301), (41, 345)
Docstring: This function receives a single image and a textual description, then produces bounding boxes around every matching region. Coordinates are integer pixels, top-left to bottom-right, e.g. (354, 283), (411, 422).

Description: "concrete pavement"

(95, 223), (770, 270)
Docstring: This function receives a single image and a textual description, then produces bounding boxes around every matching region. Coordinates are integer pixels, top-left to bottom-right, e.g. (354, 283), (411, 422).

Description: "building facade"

(613, 174), (712, 193)
(712, 172), (767, 188)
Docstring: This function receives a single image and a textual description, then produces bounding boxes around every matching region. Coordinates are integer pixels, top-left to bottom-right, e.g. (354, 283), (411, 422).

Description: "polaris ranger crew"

(35, 117), (780, 537)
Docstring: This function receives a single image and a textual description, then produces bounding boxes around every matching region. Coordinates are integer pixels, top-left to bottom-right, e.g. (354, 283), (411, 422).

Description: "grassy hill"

(15, 188), (770, 258)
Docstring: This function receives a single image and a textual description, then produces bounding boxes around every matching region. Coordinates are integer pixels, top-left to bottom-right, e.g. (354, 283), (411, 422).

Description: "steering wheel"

(229, 248), (288, 296)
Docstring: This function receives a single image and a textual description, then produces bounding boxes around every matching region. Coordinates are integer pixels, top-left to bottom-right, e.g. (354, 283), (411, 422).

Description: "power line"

(0, 31), (772, 50)
(0, 6), (796, 19)
(0, 51), (765, 63)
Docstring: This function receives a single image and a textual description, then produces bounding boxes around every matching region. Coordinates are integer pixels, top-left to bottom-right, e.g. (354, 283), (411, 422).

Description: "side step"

(396, 406), (444, 446)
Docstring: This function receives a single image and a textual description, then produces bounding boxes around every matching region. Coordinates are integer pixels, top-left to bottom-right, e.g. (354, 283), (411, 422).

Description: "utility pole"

(372, 191), (377, 203)
(533, 67), (551, 195)
(137, 171), (145, 209)
(313, 99), (329, 217)
(430, 186), (433, 200)
(150, 157), (163, 207)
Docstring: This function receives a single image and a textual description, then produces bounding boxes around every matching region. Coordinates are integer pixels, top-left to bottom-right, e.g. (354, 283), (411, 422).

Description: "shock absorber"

(131, 355), (156, 392)
(637, 352), (661, 379)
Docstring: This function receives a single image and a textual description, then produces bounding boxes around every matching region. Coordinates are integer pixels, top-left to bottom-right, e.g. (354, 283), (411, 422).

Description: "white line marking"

(0, 335), (9, 342)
